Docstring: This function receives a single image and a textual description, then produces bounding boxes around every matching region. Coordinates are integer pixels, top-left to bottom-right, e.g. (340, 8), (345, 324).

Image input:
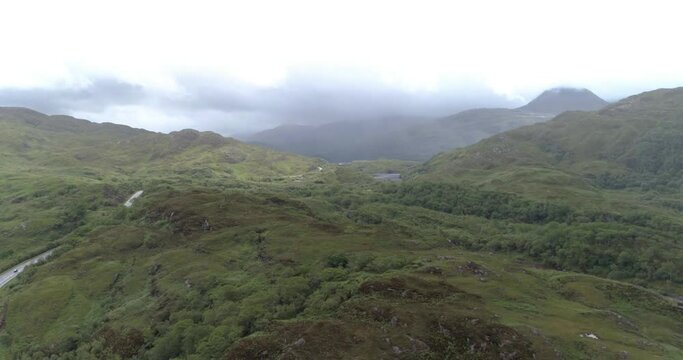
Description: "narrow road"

(0, 250), (54, 288)
(124, 190), (144, 207)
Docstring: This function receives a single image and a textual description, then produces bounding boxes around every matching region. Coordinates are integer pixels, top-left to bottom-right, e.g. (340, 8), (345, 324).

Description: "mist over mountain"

(0, 73), (518, 136)
(246, 87), (609, 161)
(244, 116), (426, 161)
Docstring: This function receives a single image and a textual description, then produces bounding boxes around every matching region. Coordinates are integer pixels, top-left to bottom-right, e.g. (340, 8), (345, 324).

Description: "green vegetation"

(344, 159), (419, 175)
(2, 88), (683, 360)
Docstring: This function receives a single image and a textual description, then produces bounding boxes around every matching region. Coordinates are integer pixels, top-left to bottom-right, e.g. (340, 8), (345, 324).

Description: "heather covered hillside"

(1, 95), (683, 359)
(3, 1), (683, 358)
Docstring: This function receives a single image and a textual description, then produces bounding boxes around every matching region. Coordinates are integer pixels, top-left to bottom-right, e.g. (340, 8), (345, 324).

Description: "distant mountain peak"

(546, 87), (589, 93)
(519, 87), (608, 114)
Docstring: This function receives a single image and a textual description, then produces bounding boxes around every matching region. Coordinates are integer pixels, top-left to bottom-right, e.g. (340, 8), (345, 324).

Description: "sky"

(1, 0), (682, 135)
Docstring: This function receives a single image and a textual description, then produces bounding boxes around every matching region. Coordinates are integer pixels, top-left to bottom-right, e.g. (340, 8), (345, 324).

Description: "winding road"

(0, 190), (141, 289)
(0, 249), (54, 288)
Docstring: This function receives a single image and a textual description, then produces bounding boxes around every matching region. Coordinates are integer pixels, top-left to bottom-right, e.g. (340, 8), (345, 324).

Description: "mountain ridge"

(246, 87), (609, 161)
(414, 87), (683, 205)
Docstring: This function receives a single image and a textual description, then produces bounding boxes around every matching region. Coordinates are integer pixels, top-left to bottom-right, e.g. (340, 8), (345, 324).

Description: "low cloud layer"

(0, 72), (520, 135)
(0, 79), (145, 115)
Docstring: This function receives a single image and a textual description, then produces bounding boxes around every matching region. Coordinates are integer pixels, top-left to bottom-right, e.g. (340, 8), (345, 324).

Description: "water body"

(373, 173), (401, 182)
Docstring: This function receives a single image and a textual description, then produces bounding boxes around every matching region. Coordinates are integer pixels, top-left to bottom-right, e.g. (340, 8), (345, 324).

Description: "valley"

(1, 88), (683, 359)
(246, 88), (608, 162)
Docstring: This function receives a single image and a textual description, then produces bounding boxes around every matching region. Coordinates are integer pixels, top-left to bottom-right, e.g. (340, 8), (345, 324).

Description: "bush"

(320, 268), (349, 282)
(364, 256), (412, 273)
(326, 254), (349, 268)
(54, 203), (87, 232)
(196, 325), (240, 358)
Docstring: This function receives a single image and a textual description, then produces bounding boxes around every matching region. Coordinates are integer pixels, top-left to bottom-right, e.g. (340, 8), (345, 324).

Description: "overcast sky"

(1, 0), (682, 135)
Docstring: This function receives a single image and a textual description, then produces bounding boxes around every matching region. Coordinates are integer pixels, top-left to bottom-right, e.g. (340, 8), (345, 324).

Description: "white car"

(13, 269), (18, 273)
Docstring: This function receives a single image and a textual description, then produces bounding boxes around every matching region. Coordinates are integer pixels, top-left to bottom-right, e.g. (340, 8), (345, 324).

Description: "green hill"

(417, 87), (683, 190)
(1, 98), (683, 360)
(411, 87), (683, 289)
(0, 107), (325, 270)
(0, 107), (324, 178)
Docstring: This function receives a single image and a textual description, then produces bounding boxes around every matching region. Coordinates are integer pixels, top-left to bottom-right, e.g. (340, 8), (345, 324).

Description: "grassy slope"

(418, 88), (683, 182)
(409, 88), (683, 285)
(0, 108), (323, 270)
(416, 88), (683, 220)
(0, 104), (682, 359)
(3, 180), (683, 359)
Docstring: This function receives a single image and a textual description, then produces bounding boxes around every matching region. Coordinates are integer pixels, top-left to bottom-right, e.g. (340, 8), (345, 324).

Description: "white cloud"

(71, 106), (187, 133)
(1, 0), (682, 131)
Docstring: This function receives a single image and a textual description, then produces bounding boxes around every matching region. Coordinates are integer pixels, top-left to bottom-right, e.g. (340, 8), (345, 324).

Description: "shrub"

(326, 254), (349, 268)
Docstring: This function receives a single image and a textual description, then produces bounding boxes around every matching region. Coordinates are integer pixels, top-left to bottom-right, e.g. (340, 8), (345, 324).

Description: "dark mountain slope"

(389, 87), (610, 160)
(247, 88), (608, 161)
(519, 87), (608, 113)
(247, 116), (424, 162)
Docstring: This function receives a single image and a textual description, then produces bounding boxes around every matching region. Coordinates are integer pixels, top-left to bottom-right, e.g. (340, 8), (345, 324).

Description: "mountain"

(409, 87), (683, 292)
(2, 100), (683, 359)
(0, 107), (325, 271)
(417, 87), (683, 190)
(382, 108), (554, 160)
(246, 116), (425, 162)
(518, 87), (608, 113)
(0, 107), (323, 179)
(383, 87), (609, 160)
(246, 87), (608, 161)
